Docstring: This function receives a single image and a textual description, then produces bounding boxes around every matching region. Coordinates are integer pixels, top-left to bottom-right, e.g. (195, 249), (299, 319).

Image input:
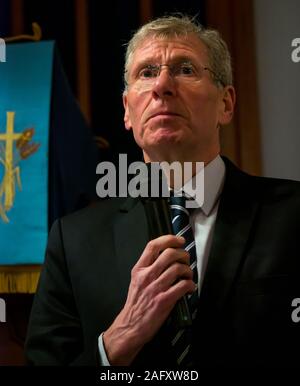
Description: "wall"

(254, 0), (300, 181)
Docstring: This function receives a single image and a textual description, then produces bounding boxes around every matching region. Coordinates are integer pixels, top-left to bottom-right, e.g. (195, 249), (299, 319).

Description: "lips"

(148, 111), (181, 121)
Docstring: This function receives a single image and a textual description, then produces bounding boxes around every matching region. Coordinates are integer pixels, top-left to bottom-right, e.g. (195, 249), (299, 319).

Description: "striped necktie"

(169, 194), (199, 366)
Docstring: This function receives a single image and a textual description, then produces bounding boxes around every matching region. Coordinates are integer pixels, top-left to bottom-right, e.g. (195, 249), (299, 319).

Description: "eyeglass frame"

(124, 60), (226, 89)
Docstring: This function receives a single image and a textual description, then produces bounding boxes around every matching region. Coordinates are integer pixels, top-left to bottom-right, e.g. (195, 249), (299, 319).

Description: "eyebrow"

(129, 55), (197, 75)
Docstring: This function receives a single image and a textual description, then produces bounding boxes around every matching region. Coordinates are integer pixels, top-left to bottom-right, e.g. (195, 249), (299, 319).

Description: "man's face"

(123, 34), (235, 163)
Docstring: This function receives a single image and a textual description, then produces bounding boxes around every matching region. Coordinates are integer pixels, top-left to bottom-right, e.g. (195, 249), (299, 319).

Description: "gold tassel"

(0, 265), (41, 293)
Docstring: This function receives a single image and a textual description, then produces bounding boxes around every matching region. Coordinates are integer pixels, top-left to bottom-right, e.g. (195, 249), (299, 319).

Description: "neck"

(143, 149), (220, 167)
(143, 151), (220, 190)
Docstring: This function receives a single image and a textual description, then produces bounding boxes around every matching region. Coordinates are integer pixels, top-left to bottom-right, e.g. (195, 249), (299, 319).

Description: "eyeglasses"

(126, 60), (225, 89)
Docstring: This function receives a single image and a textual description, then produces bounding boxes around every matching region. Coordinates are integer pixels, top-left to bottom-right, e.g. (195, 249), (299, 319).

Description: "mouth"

(148, 112), (181, 121)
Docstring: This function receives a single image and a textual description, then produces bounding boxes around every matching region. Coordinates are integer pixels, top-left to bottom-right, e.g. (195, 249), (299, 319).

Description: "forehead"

(130, 34), (209, 65)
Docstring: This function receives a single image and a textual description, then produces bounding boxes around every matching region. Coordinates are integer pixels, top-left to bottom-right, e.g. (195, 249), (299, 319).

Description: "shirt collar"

(181, 155), (225, 216)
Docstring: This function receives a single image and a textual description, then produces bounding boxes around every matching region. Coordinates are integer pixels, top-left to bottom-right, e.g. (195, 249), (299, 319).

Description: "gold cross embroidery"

(0, 112), (22, 222)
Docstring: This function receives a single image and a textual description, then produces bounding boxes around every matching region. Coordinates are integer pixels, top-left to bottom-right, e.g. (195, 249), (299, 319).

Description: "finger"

(150, 262), (193, 294)
(129, 250), (188, 297)
(150, 248), (190, 279)
(154, 279), (196, 313)
(135, 234), (185, 268)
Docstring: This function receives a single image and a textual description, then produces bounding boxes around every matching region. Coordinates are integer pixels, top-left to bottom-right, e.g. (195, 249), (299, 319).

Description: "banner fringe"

(0, 266), (41, 293)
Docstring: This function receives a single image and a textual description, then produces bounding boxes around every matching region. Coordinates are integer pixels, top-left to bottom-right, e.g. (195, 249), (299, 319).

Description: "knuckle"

(172, 262), (183, 276)
(172, 263), (192, 279)
(164, 247), (184, 263)
(131, 267), (145, 287)
(178, 278), (191, 292)
(188, 281), (196, 294)
(147, 239), (158, 255)
(131, 265), (138, 277)
(184, 279), (196, 293)
(179, 250), (190, 264)
(153, 292), (169, 310)
(169, 234), (179, 243)
(164, 247), (175, 259)
(146, 269), (156, 284)
(131, 267), (156, 289)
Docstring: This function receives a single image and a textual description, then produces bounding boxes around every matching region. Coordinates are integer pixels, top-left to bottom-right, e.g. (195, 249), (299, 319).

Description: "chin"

(151, 127), (182, 144)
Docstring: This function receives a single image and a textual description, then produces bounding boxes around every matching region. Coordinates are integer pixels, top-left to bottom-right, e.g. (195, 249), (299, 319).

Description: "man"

(25, 15), (300, 367)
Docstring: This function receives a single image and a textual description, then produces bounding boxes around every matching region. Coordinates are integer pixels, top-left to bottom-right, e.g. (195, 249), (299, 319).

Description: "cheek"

(128, 95), (150, 130)
(187, 91), (220, 123)
(127, 103), (146, 143)
(128, 106), (143, 130)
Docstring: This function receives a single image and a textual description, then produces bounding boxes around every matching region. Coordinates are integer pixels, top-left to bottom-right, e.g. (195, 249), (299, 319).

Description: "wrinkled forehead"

(127, 34), (209, 70)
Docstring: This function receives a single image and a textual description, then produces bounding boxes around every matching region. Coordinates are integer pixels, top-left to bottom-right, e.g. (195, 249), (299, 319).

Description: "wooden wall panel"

(10, 0), (24, 36)
(206, 0), (262, 175)
(140, 0), (153, 24)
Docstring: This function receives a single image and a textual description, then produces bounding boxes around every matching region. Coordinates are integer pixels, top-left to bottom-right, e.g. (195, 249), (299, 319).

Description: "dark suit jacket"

(25, 157), (300, 367)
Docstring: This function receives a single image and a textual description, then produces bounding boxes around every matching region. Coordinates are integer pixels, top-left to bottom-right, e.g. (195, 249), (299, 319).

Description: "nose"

(151, 65), (177, 99)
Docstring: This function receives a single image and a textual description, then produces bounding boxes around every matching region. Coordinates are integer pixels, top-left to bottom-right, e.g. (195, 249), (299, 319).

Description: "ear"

(123, 93), (132, 131)
(218, 85), (236, 126)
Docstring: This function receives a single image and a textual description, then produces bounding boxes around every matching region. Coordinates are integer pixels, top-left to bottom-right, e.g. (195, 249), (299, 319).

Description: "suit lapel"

(113, 197), (149, 297)
(199, 158), (260, 314)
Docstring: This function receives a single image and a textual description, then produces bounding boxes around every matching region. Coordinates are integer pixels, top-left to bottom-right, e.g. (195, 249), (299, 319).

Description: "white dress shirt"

(98, 155), (226, 365)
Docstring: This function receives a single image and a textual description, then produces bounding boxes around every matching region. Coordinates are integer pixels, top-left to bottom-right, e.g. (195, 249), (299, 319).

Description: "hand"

(103, 234), (195, 365)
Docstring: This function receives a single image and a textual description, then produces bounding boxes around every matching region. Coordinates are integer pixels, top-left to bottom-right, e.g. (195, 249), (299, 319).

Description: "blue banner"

(0, 41), (54, 264)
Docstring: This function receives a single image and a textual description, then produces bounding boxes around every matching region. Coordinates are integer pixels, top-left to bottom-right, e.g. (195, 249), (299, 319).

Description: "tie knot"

(169, 194), (194, 217)
(169, 194), (187, 207)
(170, 196), (191, 224)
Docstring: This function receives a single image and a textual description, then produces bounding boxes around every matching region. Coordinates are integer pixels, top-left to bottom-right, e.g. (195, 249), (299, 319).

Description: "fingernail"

(179, 236), (185, 242)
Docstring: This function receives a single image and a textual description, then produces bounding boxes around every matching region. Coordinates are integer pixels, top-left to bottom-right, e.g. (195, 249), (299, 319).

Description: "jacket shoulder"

(222, 156), (300, 201)
(54, 197), (129, 232)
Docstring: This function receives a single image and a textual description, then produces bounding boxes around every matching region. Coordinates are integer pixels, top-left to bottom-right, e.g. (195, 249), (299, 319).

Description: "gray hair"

(124, 15), (233, 89)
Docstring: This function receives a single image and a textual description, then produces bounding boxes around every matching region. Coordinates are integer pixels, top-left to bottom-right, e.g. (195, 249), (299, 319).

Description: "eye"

(176, 62), (196, 76)
(138, 65), (158, 79)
